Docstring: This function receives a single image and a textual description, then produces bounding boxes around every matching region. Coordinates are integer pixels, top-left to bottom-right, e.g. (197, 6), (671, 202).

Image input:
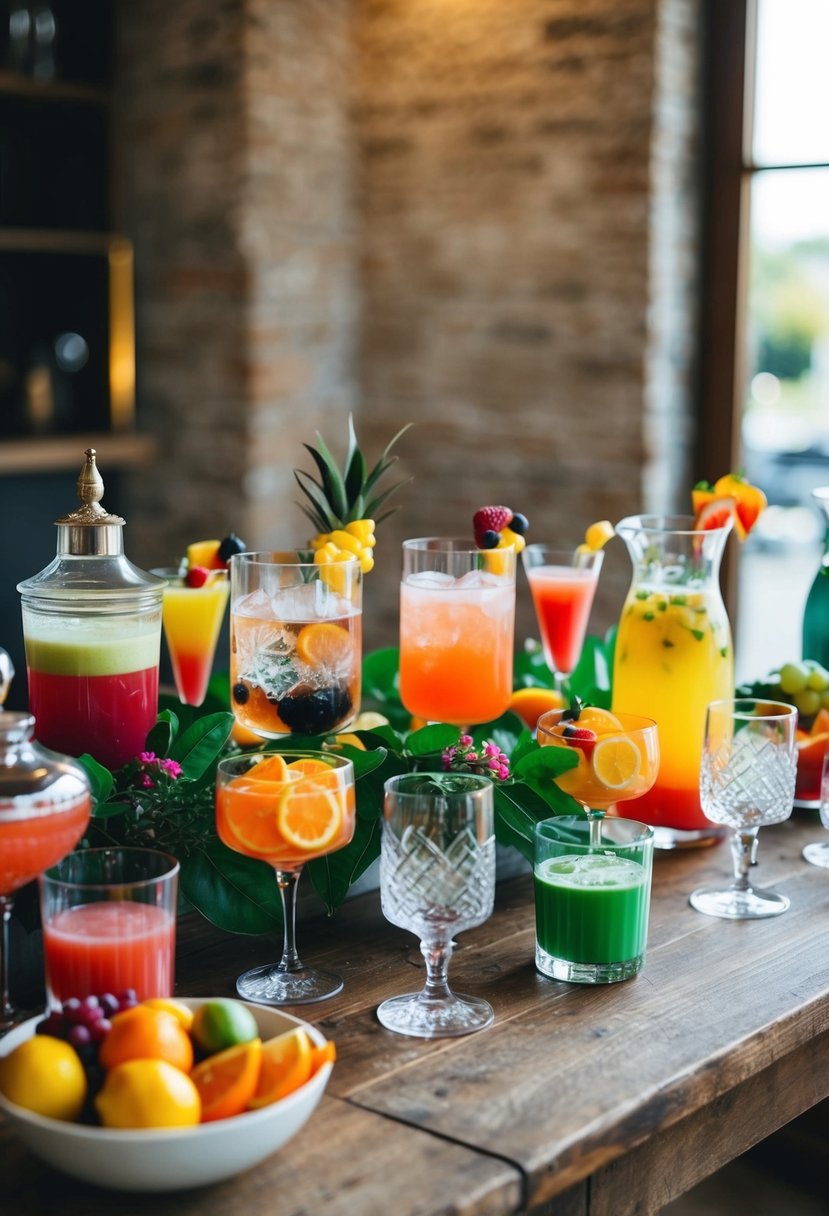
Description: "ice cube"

(455, 569), (501, 590)
(234, 588), (274, 619)
(405, 571), (457, 589)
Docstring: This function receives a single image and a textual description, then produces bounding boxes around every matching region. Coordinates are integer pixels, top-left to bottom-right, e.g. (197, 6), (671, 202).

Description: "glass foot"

(652, 825), (726, 850)
(236, 963), (344, 1006)
(377, 991), (494, 1038)
(802, 841), (829, 868)
(689, 885), (789, 919)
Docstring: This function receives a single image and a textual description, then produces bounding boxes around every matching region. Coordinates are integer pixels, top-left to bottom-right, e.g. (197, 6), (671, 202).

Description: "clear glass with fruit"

(536, 704), (660, 813)
(216, 751), (356, 1004)
(151, 533), (243, 708)
(230, 551), (362, 736)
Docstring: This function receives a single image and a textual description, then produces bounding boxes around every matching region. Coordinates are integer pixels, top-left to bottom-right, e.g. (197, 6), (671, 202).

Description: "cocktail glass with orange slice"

(536, 706), (660, 821)
(215, 751), (355, 1004)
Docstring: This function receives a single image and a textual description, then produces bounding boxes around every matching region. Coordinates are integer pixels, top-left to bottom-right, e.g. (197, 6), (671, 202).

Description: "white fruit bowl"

(0, 997), (332, 1192)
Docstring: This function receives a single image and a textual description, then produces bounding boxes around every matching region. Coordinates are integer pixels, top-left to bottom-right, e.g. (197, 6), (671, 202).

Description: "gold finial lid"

(55, 449), (126, 556)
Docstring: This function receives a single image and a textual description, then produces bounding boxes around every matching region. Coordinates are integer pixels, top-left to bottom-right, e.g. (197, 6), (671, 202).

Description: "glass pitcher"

(802, 487), (829, 669)
(612, 514), (734, 847)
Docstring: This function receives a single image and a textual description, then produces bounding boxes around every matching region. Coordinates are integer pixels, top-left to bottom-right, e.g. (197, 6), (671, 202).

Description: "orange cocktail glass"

(216, 751), (355, 1005)
(399, 538), (516, 727)
(536, 707), (659, 813)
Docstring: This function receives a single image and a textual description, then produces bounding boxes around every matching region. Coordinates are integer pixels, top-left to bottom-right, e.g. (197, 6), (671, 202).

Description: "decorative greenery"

(76, 632), (615, 938)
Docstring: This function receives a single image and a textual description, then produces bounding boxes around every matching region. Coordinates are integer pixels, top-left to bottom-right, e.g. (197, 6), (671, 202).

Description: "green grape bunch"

(739, 659), (829, 725)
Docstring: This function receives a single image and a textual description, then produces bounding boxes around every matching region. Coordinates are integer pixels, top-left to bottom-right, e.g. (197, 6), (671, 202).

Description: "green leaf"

(364, 477), (413, 520)
(307, 815), (381, 914)
(513, 642), (555, 688)
(493, 783), (556, 864)
(470, 712), (524, 758)
(340, 745), (389, 780)
(510, 728), (538, 767)
(179, 841), (283, 935)
(169, 712), (234, 779)
(406, 723), (460, 756)
(307, 434), (348, 521)
(362, 647), (401, 701)
(92, 798), (132, 820)
(294, 469), (336, 532)
(513, 746), (583, 814)
(566, 628), (616, 708)
(145, 710), (178, 757)
(78, 754), (114, 804)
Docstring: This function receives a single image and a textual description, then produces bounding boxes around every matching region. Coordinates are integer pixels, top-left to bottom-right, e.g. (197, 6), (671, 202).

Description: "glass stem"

(274, 869), (303, 974)
(0, 895), (14, 1028)
(420, 938), (454, 1002)
(730, 829), (759, 892)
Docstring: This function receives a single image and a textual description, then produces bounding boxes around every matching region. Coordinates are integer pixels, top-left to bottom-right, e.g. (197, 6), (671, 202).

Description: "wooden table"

(3, 815), (829, 1215)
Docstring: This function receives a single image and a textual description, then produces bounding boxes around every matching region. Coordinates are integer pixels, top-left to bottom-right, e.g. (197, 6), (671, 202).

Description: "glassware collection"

(0, 436), (822, 1143)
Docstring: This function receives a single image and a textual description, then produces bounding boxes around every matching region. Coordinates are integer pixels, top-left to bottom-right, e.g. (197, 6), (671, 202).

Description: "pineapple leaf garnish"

(295, 415), (412, 532)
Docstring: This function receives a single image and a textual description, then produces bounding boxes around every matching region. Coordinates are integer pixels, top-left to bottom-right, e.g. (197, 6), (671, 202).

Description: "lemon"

(350, 711), (389, 731)
(584, 520), (615, 551)
(0, 1035), (87, 1121)
(142, 997), (195, 1031)
(95, 1059), (201, 1129)
(592, 736), (641, 790)
(191, 998), (259, 1055)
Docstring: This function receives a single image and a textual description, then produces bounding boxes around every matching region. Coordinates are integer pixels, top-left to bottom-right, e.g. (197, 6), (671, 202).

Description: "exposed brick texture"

(114, 0), (702, 657)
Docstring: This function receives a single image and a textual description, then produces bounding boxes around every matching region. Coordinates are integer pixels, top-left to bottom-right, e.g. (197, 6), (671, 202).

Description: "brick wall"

(114, 0), (702, 656)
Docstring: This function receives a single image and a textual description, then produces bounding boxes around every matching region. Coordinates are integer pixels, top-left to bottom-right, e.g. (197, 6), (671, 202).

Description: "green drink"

(533, 817), (654, 984)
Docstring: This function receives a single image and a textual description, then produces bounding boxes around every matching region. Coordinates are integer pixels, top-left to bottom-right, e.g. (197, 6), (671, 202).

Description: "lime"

(191, 999), (259, 1055)
(0, 1035), (87, 1121)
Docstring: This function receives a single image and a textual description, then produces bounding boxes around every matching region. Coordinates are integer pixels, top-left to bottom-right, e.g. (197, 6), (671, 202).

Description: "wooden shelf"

(0, 228), (118, 255)
(0, 70), (108, 106)
(0, 432), (157, 475)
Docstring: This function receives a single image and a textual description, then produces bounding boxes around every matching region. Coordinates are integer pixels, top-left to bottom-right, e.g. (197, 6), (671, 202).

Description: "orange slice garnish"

(286, 757), (332, 776)
(276, 777), (343, 851)
(248, 1028), (313, 1109)
(247, 754), (291, 783)
(295, 622), (353, 668)
(191, 1039), (262, 1123)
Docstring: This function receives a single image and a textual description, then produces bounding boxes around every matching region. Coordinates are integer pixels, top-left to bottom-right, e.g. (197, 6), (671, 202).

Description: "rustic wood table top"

(3, 814), (829, 1215)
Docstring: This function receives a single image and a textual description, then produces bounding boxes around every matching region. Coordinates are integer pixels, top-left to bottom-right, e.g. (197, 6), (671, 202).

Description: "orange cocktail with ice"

(399, 538), (516, 726)
(216, 751), (355, 1005)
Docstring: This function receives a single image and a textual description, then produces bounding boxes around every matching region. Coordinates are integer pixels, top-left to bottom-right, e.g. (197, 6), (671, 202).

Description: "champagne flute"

(377, 773), (496, 1038)
(802, 748), (829, 867)
(522, 543), (603, 693)
(689, 699), (797, 919)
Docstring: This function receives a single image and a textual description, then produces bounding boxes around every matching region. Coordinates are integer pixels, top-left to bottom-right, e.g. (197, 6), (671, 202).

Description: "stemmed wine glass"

(377, 773), (496, 1038)
(689, 699), (797, 919)
(522, 543), (603, 692)
(216, 751), (355, 1004)
(802, 748), (829, 867)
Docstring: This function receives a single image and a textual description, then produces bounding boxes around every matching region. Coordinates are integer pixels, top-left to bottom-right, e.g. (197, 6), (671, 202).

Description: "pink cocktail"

(43, 902), (175, 1002)
(522, 545), (603, 687)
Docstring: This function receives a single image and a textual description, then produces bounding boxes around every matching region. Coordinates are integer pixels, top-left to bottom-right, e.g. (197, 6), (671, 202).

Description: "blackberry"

(278, 686), (352, 734)
(218, 532), (246, 563)
(232, 682), (250, 705)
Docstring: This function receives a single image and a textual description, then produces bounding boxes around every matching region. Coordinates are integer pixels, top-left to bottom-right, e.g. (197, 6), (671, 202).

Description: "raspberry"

(185, 566), (210, 588)
(473, 505), (513, 543)
(561, 724), (597, 758)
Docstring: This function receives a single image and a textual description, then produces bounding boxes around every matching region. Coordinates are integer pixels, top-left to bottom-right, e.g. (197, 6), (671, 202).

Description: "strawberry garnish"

(560, 724), (597, 758)
(185, 566), (211, 588)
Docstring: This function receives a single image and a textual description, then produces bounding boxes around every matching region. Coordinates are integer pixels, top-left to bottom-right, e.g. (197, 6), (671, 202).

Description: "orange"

(310, 1040), (337, 1073)
(142, 997), (195, 1031)
(577, 706), (624, 735)
(95, 1059), (201, 1129)
(276, 778), (343, 851)
(191, 1039), (262, 1123)
(713, 473), (767, 539)
(247, 753), (291, 782)
(286, 757), (333, 776)
(99, 1005), (194, 1074)
(248, 1028), (313, 1109)
(810, 708), (829, 736)
(508, 687), (565, 729)
(295, 622), (353, 668)
(231, 720), (268, 747)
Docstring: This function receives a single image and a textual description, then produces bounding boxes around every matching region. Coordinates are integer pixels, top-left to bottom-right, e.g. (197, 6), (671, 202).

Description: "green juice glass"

(534, 816), (655, 984)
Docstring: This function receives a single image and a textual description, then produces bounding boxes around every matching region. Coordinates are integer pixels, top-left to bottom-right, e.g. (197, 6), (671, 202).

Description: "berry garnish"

(473, 505), (513, 542)
(232, 682), (250, 705)
(184, 566), (211, 588)
(218, 532), (246, 564)
(278, 686), (353, 734)
(561, 724), (597, 758)
(479, 529), (501, 549)
(509, 512), (529, 536)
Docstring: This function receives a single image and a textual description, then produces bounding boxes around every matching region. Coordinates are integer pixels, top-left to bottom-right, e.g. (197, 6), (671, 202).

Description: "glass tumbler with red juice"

(40, 847), (179, 1005)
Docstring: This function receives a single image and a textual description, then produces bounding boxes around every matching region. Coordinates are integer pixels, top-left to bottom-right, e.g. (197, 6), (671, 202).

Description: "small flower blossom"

(132, 751), (183, 790)
(442, 734), (511, 782)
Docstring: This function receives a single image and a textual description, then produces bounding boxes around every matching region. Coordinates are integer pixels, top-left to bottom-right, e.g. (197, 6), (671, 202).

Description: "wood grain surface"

(3, 815), (829, 1215)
